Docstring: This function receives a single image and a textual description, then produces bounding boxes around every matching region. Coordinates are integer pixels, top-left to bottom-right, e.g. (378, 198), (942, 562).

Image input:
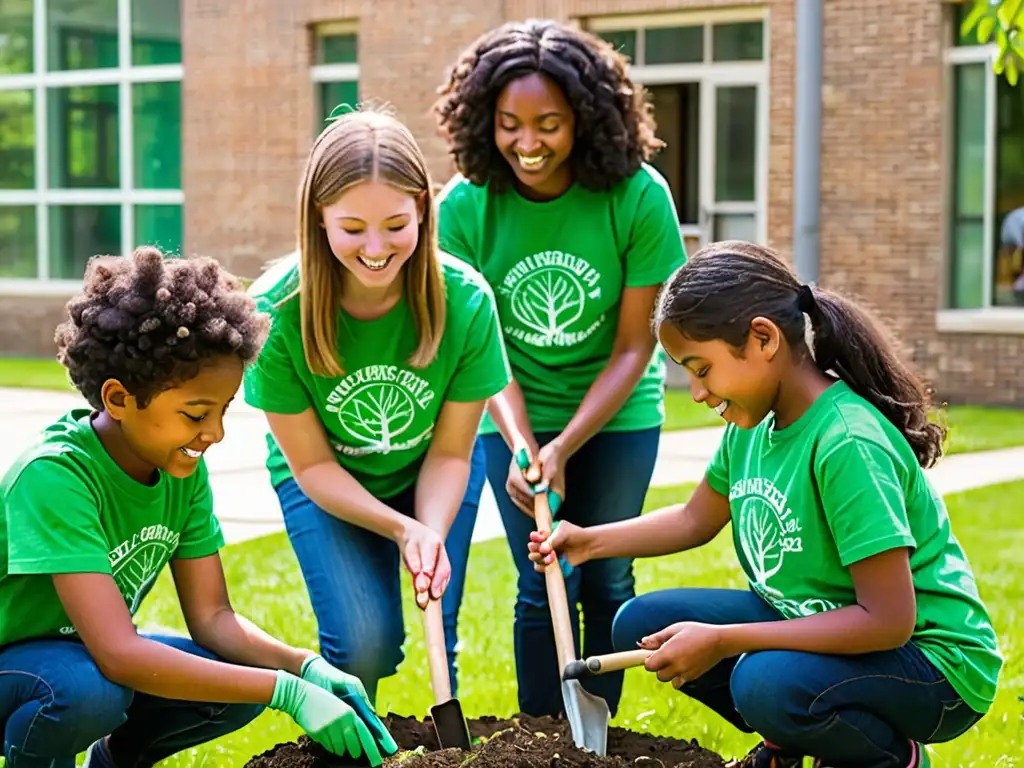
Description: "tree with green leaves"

(961, 0), (1024, 83)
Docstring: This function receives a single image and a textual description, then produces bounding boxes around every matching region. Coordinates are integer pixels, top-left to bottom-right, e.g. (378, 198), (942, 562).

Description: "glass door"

(699, 73), (767, 246)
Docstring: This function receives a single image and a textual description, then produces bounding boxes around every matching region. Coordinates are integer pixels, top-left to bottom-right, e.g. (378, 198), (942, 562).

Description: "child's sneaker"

(811, 740), (930, 768)
(727, 740), (805, 768)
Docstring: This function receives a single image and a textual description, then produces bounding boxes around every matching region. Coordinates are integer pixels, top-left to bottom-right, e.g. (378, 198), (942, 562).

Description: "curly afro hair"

(433, 18), (664, 193)
(55, 246), (270, 410)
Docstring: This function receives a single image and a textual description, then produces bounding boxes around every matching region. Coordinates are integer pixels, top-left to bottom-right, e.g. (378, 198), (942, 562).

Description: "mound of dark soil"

(243, 713), (727, 768)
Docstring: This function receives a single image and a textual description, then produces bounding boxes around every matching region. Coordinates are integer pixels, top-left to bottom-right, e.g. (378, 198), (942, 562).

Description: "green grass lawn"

(121, 480), (1023, 767)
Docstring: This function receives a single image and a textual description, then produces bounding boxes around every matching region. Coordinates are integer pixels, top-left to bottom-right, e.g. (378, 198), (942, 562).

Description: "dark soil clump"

(244, 713), (727, 768)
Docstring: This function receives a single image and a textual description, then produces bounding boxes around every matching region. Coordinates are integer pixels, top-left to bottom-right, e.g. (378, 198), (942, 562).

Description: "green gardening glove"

(270, 670), (384, 766)
(300, 655), (398, 758)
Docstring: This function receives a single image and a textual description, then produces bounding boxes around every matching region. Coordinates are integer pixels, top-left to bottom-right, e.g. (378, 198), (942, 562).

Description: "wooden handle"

(422, 598), (452, 704)
(587, 649), (652, 674)
(534, 491), (577, 671)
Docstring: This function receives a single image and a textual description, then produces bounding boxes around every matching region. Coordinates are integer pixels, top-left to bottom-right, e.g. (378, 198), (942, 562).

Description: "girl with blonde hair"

(244, 106), (511, 704)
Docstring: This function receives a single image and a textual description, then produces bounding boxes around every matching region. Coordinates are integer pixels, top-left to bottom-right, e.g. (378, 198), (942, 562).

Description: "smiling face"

(494, 72), (575, 199)
(657, 321), (783, 430)
(320, 179), (424, 291)
(105, 355), (244, 480)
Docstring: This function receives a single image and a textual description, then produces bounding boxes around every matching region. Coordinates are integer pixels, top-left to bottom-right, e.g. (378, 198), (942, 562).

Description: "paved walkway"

(3, 387), (1024, 546)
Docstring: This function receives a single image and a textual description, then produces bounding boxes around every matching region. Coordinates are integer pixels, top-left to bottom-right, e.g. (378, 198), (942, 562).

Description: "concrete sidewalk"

(3, 387), (1023, 546)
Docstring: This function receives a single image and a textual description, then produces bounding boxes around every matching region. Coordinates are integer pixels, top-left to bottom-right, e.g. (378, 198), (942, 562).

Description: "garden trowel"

(533, 489), (611, 756)
(420, 595), (473, 751)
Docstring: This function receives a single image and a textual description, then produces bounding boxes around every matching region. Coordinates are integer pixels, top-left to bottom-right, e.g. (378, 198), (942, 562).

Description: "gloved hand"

(269, 670), (384, 766)
(514, 447), (573, 578)
(300, 655), (398, 758)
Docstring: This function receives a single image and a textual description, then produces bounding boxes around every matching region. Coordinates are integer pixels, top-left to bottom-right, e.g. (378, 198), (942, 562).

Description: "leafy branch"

(961, 0), (1024, 84)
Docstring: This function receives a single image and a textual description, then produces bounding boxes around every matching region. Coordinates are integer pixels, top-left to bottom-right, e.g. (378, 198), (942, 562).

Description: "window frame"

(0, 0), (182, 294)
(941, 14), (1024, 334)
(310, 21), (359, 133)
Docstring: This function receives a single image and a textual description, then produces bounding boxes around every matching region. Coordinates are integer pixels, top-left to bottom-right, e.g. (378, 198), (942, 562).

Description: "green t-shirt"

(242, 252), (512, 498)
(706, 380), (1003, 714)
(437, 164), (687, 435)
(0, 410), (225, 647)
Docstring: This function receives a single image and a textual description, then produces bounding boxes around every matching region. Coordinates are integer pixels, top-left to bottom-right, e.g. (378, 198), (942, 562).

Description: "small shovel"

(532, 489), (613, 755)
(562, 649), (653, 681)
(420, 595), (473, 751)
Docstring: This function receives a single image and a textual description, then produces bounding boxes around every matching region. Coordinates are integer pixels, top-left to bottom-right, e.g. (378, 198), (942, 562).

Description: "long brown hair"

(296, 107), (446, 377)
(654, 241), (946, 469)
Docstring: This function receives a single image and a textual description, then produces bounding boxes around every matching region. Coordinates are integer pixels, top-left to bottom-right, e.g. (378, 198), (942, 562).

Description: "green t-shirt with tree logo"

(706, 380), (1003, 714)
(0, 410), (224, 647)
(437, 164), (687, 435)
(242, 252), (512, 498)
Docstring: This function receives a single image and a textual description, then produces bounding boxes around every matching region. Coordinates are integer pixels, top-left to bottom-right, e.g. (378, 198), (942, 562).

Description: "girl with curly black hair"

(0, 247), (397, 767)
(434, 18), (687, 718)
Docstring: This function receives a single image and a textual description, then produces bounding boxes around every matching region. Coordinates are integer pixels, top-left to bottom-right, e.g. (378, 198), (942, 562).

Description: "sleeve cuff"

(446, 376), (511, 404)
(9, 553), (112, 575)
(839, 533), (917, 567)
(174, 529), (226, 560)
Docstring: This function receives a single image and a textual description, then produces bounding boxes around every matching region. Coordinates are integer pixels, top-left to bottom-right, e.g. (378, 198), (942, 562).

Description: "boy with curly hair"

(0, 247), (397, 767)
(433, 18), (688, 719)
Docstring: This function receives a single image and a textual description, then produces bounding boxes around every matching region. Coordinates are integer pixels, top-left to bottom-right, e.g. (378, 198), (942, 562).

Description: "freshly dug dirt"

(244, 713), (727, 768)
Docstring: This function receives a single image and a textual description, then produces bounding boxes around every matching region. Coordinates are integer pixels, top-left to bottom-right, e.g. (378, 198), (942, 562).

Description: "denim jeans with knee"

(483, 427), (660, 719)
(0, 633), (263, 768)
(612, 588), (984, 767)
(276, 435), (486, 702)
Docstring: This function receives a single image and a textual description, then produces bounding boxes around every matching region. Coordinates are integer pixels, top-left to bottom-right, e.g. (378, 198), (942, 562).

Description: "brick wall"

(3, 0), (1020, 404)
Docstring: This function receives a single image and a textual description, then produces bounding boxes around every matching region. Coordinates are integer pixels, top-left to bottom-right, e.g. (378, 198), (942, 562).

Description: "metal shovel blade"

(430, 697), (473, 751)
(561, 678), (610, 756)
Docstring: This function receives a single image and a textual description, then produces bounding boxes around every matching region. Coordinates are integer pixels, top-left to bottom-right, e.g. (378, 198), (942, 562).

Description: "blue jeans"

(0, 633), (263, 768)
(612, 588), (984, 767)
(483, 427), (660, 718)
(276, 435), (486, 702)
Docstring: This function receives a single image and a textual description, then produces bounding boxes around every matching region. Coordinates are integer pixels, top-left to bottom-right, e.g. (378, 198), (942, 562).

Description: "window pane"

(598, 30), (637, 62)
(994, 75), (1024, 307)
(0, 90), (34, 189)
(48, 205), (121, 279)
(644, 26), (703, 65)
(713, 213), (757, 243)
(132, 0), (182, 65)
(48, 0), (118, 70)
(715, 86), (757, 202)
(135, 204), (182, 256)
(713, 21), (764, 61)
(949, 64), (986, 309)
(0, 206), (36, 278)
(318, 33), (357, 64)
(48, 84), (119, 188)
(133, 81), (181, 189)
(320, 80), (359, 126)
(0, 0), (33, 74)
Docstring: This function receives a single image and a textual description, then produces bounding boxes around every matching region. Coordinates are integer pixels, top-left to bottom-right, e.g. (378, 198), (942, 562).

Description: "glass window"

(318, 33), (357, 64)
(715, 86), (757, 203)
(994, 75), (1024, 307)
(48, 85), (119, 188)
(47, 0), (118, 70)
(0, 90), (35, 189)
(949, 64), (987, 309)
(135, 204), (182, 256)
(0, 207), (36, 278)
(132, 0), (182, 65)
(320, 80), (359, 125)
(48, 205), (121, 279)
(0, 0), (33, 75)
(133, 81), (181, 188)
(644, 26), (703, 64)
(598, 30), (637, 62)
(712, 21), (764, 61)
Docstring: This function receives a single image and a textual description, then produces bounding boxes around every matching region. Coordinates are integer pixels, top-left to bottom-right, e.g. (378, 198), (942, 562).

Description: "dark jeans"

(275, 435), (486, 702)
(483, 427), (660, 718)
(612, 588), (984, 768)
(0, 633), (263, 768)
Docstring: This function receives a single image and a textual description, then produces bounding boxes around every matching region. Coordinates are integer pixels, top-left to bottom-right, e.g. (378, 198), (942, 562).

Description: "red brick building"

(1, 0), (1021, 404)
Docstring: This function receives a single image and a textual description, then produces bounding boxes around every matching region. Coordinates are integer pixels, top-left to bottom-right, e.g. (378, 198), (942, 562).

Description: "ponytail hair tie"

(797, 284), (816, 314)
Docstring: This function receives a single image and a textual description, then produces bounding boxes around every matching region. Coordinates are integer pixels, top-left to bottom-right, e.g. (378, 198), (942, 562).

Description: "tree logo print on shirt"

(109, 524), (180, 615)
(729, 477), (804, 603)
(325, 364), (436, 456)
(498, 250), (605, 348)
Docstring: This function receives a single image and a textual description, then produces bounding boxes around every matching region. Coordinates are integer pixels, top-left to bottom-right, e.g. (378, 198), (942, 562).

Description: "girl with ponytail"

(528, 241), (1002, 768)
